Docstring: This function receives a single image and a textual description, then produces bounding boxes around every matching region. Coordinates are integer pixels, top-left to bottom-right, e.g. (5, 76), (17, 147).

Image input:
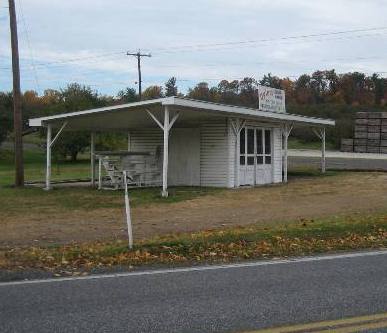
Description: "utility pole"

(126, 50), (151, 100)
(8, 0), (24, 186)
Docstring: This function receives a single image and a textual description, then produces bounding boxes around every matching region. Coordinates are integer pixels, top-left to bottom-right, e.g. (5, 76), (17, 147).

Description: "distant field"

(288, 138), (336, 150)
(0, 146), (90, 187)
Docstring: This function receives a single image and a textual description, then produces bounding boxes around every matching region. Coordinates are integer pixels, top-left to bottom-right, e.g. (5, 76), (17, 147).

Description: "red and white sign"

(258, 85), (286, 113)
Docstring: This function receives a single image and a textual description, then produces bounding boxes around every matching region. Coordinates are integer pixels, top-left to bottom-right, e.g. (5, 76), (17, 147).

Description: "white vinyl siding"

(272, 127), (283, 183)
(129, 118), (283, 188)
(200, 121), (230, 187)
(129, 129), (163, 153)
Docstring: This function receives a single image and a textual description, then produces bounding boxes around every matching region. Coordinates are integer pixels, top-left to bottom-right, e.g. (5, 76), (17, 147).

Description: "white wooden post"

(145, 107), (179, 197)
(235, 125), (240, 188)
(162, 106), (170, 197)
(230, 118), (246, 188)
(321, 128), (326, 173)
(90, 132), (96, 187)
(98, 156), (102, 190)
(232, 118), (241, 188)
(282, 124), (293, 183)
(313, 127), (326, 174)
(283, 128), (288, 183)
(45, 124), (52, 190)
(123, 170), (133, 249)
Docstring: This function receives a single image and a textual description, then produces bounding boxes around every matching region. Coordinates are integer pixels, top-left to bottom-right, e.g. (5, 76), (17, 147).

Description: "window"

(256, 129), (263, 154)
(240, 128), (245, 154)
(247, 129), (254, 154)
(239, 127), (272, 166)
(257, 129), (271, 165)
(247, 156), (255, 165)
(265, 130), (271, 155)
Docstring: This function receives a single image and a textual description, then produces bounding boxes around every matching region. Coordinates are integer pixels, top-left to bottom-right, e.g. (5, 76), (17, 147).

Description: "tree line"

(1, 71), (387, 160)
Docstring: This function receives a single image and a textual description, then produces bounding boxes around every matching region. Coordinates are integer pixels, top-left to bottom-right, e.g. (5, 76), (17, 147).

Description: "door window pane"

(265, 130), (271, 154)
(265, 156), (272, 164)
(240, 128), (245, 154)
(240, 156), (245, 165)
(247, 129), (254, 154)
(256, 129), (263, 154)
(247, 156), (255, 165)
(256, 156), (263, 164)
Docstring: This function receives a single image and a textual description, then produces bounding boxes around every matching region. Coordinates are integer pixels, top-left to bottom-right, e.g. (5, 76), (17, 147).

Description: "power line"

(0, 52), (125, 71)
(147, 26), (387, 53)
(17, 0), (40, 91)
(2, 26), (387, 71)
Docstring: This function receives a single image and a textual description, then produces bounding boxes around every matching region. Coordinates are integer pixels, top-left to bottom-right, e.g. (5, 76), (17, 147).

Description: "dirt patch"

(1, 172), (387, 247)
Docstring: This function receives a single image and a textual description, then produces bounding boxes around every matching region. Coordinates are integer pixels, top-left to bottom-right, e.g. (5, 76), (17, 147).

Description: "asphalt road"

(1, 251), (387, 333)
(289, 149), (387, 171)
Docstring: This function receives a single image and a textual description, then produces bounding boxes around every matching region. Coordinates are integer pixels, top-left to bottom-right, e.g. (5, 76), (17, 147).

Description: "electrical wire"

(2, 26), (387, 70)
(17, 0), (40, 91)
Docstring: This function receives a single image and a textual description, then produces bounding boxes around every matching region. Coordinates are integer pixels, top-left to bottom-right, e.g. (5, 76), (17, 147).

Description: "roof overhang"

(29, 96), (335, 130)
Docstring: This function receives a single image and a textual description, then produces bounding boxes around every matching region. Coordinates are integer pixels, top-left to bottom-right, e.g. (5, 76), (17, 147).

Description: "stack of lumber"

(351, 112), (387, 153)
(340, 138), (354, 152)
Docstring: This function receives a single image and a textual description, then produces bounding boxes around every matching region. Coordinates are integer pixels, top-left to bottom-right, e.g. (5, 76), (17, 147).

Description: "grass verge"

(1, 212), (386, 276)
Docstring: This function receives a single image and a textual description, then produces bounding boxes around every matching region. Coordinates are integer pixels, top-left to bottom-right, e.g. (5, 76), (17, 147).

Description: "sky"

(1, 0), (387, 96)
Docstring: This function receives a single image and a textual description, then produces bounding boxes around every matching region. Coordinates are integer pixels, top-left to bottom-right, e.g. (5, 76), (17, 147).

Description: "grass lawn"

(1, 146), (387, 277)
(1, 211), (386, 276)
(0, 147), (91, 187)
(288, 138), (336, 150)
(0, 147), (220, 214)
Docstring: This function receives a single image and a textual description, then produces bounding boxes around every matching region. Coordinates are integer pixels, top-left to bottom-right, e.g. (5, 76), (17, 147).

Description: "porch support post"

(313, 127), (326, 173)
(98, 156), (102, 190)
(282, 123), (293, 183)
(162, 106), (170, 197)
(146, 107), (179, 197)
(45, 124), (52, 190)
(230, 118), (246, 188)
(90, 132), (96, 186)
(235, 122), (240, 188)
(321, 128), (326, 173)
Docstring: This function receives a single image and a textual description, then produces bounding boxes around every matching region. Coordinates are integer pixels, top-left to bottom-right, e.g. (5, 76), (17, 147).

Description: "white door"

(239, 127), (255, 185)
(255, 128), (273, 185)
(239, 127), (273, 186)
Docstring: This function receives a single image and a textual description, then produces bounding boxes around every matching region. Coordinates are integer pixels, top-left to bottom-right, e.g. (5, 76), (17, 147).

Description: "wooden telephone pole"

(8, 0), (24, 186)
(126, 50), (151, 100)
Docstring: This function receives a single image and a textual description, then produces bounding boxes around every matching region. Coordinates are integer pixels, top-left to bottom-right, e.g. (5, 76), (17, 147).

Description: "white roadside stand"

(122, 170), (133, 249)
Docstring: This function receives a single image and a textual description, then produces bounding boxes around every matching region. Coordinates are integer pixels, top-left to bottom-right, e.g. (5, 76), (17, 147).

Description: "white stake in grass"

(123, 171), (133, 249)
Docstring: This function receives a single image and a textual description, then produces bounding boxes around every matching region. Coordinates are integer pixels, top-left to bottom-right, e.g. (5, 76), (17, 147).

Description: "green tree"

(117, 87), (138, 103)
(0, 92), (13, 145)
(164, 77), (178, 97)
(259, 73), (282, 89)
(46, 83), (107, 161)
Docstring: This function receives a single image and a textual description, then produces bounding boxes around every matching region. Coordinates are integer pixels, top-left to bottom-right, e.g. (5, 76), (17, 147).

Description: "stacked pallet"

(352, 112), (387, 153)
(340, 138), (353, 152)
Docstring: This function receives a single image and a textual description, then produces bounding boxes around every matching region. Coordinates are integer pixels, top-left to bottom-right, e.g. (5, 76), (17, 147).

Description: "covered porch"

(29, 97), (335, 196)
